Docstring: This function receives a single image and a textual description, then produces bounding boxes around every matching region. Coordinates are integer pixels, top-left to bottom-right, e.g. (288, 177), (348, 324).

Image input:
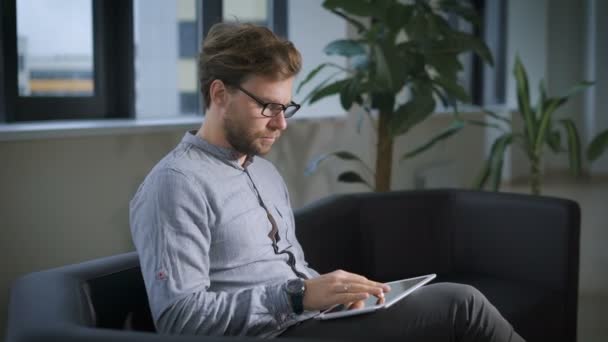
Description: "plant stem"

(530, 155), (542, 195)
(375, 112), (394, 192)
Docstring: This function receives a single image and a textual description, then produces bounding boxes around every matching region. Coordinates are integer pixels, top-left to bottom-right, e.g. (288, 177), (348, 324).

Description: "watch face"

(287, 279), (305, 294)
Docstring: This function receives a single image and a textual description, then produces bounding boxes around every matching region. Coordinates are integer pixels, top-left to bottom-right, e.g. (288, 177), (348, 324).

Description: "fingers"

(334, 282), (385, 298)
(335, 292), (369, 305)
(330, 270), (391, 295)
(336, 270), (391, 292)
(348, 300), (366, 310)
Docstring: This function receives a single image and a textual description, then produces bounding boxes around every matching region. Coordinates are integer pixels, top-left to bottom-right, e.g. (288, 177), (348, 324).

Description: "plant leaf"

(323, 0), (375, 17)
(373, 45), (393, 90)
(400, 120), (465, 160)
(482, 109), (511, 124)
(406, 7), (429, 41)
(351, 54), (369, 70)
(514, 56), (536, 146)
(474, 133), (513, 191)
(390, 85), (436, 136)
(439, 0), (481, 27)
(337, 171), (373, 189)
(534, 96), (565, 153)
(340, 77), (361, 110)
(386, 2), (413, 32)
(435, 31), (494, 66)
(465, 119), (506, 132)
(301, 70), (343, 104)
(324, 39), (366, 57)
(546, 130), (563, 153)
(587, 129), (608, 161)
(431, 84), (450, 107)
(297, 63), (332, 94)
(426, 53), (463, 81)
(472, 158), (492, 190)
(564, 80), (594, 98)
(433, 76), (471, 102)
(304, 151), (362, 176)
(371, 91), (395, 114)
(489, 133), (514, 191)
(309, 78), (351, 105)
(327, 9), (367, 34)
(559, 119), (583, 177)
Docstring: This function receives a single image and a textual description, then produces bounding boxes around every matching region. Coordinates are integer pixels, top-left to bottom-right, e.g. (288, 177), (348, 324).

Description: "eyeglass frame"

(225, 81), (301, 118)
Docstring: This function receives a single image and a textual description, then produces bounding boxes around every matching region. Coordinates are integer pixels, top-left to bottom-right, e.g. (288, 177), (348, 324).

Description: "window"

(0, 0), (287, 122)
(133, 0), (201, 118)
(288, 0), (347, 118)
(1, 0), (134, 122)
(17, 0), (94, 97)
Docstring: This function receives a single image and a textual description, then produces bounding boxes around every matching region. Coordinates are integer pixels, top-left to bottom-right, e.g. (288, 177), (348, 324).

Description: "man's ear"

(209, 79), (228, 109)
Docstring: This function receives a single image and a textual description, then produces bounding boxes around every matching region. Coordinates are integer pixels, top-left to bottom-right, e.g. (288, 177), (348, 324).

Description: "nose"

(268, 112), (288, 131)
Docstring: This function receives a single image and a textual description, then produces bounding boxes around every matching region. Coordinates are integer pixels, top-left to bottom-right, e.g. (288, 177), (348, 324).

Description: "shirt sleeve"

(129, 168), (294, 337)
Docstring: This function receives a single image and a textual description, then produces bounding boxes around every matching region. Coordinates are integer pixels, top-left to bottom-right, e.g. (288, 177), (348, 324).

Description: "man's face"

(223, 75), (293, 156)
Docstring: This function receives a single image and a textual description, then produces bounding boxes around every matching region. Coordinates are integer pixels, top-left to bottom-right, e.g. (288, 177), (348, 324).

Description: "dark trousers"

(280, 283), (525, 342)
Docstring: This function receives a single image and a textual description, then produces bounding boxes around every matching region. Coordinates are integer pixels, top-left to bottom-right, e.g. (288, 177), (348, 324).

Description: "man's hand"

(303, 270), (390, 311)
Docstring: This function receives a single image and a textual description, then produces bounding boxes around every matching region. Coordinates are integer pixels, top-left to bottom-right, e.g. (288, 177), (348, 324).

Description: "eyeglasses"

(232, 84), (301, 118)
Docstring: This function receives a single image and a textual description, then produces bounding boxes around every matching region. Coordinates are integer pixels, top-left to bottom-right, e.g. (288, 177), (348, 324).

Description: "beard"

(224, 111), (278, 156)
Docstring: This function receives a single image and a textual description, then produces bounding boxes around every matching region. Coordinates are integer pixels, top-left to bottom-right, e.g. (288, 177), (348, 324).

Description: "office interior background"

(0, 0), (606, 340)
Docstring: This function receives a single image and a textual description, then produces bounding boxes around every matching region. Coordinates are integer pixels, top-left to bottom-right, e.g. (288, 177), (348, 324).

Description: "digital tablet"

(315, 274), (436, 320)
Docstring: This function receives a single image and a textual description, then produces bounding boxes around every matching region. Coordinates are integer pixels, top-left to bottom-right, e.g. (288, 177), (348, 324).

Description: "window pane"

(16, 0), (94, 97)
(134, 0), (201, 118)
(223, 0), (269, 25)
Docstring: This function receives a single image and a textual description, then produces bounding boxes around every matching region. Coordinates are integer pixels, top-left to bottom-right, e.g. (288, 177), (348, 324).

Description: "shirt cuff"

(267, 282), (296, 326)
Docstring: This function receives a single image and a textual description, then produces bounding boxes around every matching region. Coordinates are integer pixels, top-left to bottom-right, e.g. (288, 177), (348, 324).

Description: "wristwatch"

(285, 278), (306, 315)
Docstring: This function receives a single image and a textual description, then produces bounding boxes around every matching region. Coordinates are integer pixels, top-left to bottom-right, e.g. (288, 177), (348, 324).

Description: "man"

(130, 23), (524, 341)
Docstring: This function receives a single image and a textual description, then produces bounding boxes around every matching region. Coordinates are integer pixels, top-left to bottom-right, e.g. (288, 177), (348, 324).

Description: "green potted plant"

(300, 0), (493, 192)
(473, 56), (598, 195)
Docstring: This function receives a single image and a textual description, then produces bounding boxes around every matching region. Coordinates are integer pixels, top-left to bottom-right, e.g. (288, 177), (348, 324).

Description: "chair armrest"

(13, 326), (326, 342)
(7, 253), (141, 342)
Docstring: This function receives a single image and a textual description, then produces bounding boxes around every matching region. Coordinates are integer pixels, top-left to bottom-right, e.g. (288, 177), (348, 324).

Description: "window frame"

(0, 0), (135, 122)
(472, 0), (507, 106)
(201, 0), (287, 40)
(0, 0), (295, 123)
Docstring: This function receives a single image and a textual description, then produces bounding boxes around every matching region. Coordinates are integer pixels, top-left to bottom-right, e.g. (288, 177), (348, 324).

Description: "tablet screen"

(322, 275), (435, 314)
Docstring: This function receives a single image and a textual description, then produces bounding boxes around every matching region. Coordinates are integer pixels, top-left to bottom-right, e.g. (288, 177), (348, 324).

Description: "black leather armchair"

(295, 189), (580, 342)
(7, 189), (580, 342)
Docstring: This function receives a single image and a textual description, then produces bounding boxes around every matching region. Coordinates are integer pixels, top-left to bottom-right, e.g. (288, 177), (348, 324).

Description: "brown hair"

(198, 23), (302, 109)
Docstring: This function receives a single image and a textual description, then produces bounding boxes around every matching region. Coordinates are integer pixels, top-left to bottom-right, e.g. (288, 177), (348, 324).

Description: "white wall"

(505, 0), (547, 110)
(545, 0), (585, 172)
(288, 0), (347, 118)
(134, 0), (179, 117)
(589, 0), (608, 173)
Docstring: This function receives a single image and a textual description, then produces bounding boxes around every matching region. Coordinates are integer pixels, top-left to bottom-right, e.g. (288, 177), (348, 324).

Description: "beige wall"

(0, 130), (184, 334)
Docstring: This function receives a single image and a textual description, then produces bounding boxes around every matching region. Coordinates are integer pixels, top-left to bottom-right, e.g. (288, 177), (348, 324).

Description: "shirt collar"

(182, 130), (254, 169)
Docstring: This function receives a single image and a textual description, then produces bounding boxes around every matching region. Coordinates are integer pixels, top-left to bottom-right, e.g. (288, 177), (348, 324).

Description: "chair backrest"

(295, 190), (454, 281)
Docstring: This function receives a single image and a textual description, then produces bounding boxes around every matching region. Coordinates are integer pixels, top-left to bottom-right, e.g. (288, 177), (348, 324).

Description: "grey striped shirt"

(129, 131), (319, 338)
